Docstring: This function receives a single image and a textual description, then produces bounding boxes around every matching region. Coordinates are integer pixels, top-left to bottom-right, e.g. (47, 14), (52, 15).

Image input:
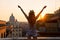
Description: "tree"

(54, 8), (60, 16)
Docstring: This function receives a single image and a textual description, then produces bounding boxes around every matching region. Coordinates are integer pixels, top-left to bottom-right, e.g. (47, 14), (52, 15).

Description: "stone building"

(7, 13), (22, 38)
(36, 14), (60, 32)
(44, 14), (58, 32)
(0, 20), (6, 38)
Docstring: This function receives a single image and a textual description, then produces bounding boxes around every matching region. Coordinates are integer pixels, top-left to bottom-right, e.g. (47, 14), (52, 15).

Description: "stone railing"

(0, 37), (60, 40)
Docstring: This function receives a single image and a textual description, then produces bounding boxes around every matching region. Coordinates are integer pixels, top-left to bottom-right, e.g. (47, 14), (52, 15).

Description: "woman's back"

(28, 10), (36, 27)
(28, 16), (36, 27)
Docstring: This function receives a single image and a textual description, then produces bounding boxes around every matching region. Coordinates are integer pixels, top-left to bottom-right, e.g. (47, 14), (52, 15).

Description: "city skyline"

(0, 0), (60, 22)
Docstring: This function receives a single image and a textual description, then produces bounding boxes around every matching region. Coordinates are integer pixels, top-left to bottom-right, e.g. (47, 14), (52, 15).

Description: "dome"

(9, 13), (15, 22)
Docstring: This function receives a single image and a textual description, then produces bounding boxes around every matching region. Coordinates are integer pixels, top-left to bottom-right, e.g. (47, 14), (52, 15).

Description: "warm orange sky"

(0, 0), (60, 22)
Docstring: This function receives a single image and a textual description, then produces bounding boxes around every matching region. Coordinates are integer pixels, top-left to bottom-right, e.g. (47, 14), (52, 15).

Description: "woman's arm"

(18, 5), (28, 20)
(36, 6), (47, 20)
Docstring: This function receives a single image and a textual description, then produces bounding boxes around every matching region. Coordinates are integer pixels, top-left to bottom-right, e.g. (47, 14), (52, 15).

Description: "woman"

(18, 5), (47, 40)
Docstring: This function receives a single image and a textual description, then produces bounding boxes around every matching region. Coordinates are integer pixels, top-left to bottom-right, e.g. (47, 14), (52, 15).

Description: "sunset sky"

(0, 0), (60, 22)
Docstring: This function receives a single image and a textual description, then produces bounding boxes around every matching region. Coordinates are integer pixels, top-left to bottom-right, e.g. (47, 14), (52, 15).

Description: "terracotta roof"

(50, 16), (59, 21)
(0, 20), (6, 24)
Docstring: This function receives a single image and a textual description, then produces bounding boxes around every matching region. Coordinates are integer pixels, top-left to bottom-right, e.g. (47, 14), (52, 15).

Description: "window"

(0, 24), (6, 27)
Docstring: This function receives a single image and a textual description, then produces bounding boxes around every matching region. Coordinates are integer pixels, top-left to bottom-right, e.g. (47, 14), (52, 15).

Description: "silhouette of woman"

(18, 5), (47, 40)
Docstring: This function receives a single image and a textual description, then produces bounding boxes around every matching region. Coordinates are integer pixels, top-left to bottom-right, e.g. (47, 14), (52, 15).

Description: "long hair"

(29, 10), (35, 19)
(28, 10), (36, 27)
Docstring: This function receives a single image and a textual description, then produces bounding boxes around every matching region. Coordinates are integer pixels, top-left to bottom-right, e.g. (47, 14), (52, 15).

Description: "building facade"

(0, 20), (6, 38)
(37, 14), (60, 32)
(7, 14), (22, 38)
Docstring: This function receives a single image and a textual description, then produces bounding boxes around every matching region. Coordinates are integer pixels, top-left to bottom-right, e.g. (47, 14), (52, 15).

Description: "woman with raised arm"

(18, 5), (47, 40)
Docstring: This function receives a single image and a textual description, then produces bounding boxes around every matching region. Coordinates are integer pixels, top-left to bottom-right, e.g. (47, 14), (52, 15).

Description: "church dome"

(9, 14), (15, 22)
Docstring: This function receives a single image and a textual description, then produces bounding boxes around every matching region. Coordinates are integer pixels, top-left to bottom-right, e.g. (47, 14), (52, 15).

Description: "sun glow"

(38, 13), (46, 20)
(40, 13), (46, 19)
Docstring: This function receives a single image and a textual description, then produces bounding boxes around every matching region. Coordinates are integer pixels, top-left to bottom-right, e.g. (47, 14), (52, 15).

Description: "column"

(3, 33), (4, 38)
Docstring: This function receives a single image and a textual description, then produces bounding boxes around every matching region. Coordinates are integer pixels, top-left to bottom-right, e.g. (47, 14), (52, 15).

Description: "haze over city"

(0, 0), (60, 22)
